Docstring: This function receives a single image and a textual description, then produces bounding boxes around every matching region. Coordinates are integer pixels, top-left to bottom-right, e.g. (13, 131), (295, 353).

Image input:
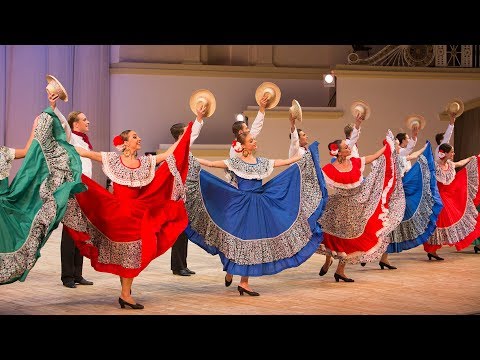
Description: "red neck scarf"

(72, 130), (93, 150)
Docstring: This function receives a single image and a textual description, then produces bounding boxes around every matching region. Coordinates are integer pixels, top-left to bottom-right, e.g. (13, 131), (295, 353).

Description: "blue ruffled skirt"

(185, 142), (328, 276)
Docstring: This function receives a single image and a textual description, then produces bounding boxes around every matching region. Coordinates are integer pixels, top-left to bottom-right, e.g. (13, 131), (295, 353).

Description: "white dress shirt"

(346, 126), (361, 158)
(53, 107), (71, 142)
(55, 107), (92, 178)
(229, 111), (265, 158)
(398, 137), (417, 176)
(190, 118), (204, 146)
(288, 126), (307, 158)
(69, 133), (93, 178)
(434, 123), (454, 161)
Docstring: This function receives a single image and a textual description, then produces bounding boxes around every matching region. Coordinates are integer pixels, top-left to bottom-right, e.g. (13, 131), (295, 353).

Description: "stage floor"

(1, 225), (479, 315)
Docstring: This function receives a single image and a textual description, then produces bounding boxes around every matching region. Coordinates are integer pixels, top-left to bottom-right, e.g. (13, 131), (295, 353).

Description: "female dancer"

(1, 93), (85, 284)
(184, 131), (328, 295)
(63, 123), (192, 308)
(317, 131), (405, 282)
(363, 122), (443, 268)
(423, 143), (480, 259)
(383, 140), (443, 264)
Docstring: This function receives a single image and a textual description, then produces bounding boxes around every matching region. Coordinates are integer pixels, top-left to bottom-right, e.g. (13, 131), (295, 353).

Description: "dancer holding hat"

(170, 91), (213, 277)
(434, 99), (464, 161)
(288, 99), (309, 158)
(423, 143), (480, 260)
(64, 121), (192, 309)
(229, 82), (279, 159)
(317, 131), (405, 282)
(185, 130), (328, 296)
(379, 115), (443, 268)
(1, 77), (85, 285)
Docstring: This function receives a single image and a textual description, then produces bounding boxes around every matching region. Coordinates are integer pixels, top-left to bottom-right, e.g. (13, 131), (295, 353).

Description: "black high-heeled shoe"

(319, 258), (334, 276)
(225, 274), (232, 287)
(427, 253), (444, 261)
(360, 262), (366, 267)
(334, 273), (354, 282)
(237, 285), (260, 296)
(379, 261), (397, 270)
(118, 297), (144, 309)
(474, 245), (480, 254)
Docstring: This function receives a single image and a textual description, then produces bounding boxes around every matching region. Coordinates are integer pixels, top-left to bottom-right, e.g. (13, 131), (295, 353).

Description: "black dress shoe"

(237, 286), (260, 296)
(63, 281), (76, 288)
(427, 253), (444, 261)
(118, 297), (144, 309)
(379, 261), (397, 270)
(319, 258), (333, 276)
(172, 269), (191, 276)
(75, 278), (94, 285)
(334, 273), (354, 282)
(185, 268), (196, 275)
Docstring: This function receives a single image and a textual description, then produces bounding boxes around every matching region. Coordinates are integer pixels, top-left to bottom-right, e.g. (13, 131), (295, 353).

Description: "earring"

(242, 149), (249, 157)
(124, 148), (131, 157)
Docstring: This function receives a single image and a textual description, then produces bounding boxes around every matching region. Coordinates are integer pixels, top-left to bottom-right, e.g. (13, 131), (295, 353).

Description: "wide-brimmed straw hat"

(255, 82), (281, 109)
(350, 100), (371, 120)
(405, 114), (426, 130)
(445, 98), (464, 117)
(289, 99), (302, 122)
(46, 75), (68, 102)
(189, 89), (216, 117)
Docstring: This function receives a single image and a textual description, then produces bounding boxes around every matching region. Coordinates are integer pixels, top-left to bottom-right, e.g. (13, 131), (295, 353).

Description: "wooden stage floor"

(1, 225), (479, 316)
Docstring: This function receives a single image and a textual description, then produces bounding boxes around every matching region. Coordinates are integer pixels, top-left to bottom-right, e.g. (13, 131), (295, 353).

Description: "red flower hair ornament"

(232, 140), (243, 153)
(329, 143), (339, 156)
(113, 135), (125, 151)
(438, 149), (446, 159)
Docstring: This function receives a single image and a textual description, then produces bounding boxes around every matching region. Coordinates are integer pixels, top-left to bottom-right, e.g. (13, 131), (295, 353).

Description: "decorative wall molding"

(435, 45), (473, 67)
(348, 45), (435, 67)
(349, 45), (477, 68)
(112, 61), (480, 81)
(110, 62), (329, 80)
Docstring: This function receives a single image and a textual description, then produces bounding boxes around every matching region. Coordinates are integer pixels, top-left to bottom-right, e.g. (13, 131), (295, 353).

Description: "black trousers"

(170, 232), (188, 271)
(61, 226), (84, 284)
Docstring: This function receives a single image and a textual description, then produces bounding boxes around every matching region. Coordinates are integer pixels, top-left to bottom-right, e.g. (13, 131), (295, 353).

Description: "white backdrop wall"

(110, 72), (480, 177)
(110, 74), (329, 154)
(335, 76), (480, 159)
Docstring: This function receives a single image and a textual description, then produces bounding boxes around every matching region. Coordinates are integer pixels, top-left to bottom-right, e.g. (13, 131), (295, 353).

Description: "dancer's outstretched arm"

(364, 145), (387, 164)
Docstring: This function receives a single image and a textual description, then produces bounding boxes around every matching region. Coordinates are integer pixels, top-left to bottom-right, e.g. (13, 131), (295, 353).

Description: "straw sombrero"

(350, 100), (371, 120)
(445, 99), (464, 117)
(46, 75), (68, 102)
(255, 82), (281, 110)
(289, 99), (302, 122)
(189, 89), (216, 117)
(405, 114), (426, 130)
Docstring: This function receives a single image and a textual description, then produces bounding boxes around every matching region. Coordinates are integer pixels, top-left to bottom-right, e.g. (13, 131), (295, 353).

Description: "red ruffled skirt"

(424, 156), (480, 252)
(319, 140), (397, 261)
(64, 123), (192, 278)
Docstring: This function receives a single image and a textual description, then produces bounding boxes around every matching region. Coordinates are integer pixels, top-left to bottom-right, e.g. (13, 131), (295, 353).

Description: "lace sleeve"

(0, 146), (15, 180)
(166, 154), (186, 201)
